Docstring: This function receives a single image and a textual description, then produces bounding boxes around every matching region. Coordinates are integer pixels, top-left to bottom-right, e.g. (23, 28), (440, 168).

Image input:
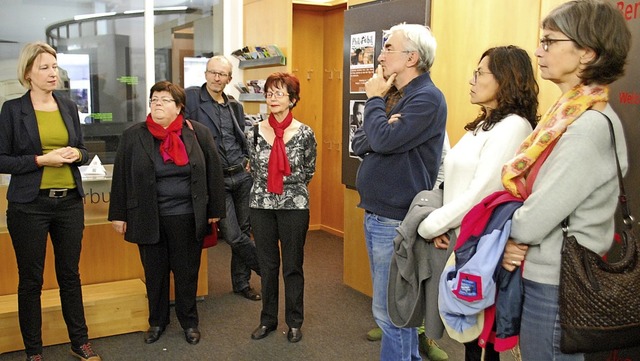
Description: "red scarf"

(267, 112), (293, 194)
(145, 113), (189, 166)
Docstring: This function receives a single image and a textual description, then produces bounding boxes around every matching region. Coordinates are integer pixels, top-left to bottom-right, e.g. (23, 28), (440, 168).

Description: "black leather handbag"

(558, 113), (640, 354)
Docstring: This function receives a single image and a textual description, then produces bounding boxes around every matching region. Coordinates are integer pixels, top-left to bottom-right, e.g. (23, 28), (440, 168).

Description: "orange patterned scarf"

(502, 84), (608, 197)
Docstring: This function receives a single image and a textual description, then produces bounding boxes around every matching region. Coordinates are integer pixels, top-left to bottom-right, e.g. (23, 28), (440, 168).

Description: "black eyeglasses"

(472, 69), (492, 84)
(540, 38), (574, 52)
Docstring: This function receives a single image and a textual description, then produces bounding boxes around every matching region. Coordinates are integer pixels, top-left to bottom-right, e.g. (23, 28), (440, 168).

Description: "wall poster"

(348, 100), (365, 158)
(349, 31), (375, 93)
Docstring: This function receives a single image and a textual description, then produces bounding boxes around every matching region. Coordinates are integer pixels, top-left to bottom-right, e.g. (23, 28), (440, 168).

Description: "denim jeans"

(364, 212), (421, 361)
(218, 171), (260, 292)
(520, 279), (584, 361)
(7, 193), (88, 356)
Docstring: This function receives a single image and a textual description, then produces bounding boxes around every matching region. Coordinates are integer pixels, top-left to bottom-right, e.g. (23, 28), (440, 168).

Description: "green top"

(35, 110), (77, 190)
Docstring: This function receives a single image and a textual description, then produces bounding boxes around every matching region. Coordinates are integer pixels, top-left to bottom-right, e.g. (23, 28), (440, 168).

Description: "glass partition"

(0, 0), (220, 164)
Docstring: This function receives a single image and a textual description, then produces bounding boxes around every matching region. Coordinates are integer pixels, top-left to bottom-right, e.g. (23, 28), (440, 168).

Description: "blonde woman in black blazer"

(108, 81), (225, 346)
(0, 42), (100, 361)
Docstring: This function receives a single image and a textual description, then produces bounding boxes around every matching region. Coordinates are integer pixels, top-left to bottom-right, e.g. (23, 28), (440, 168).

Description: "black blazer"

(0, 91), (89, 203)
(108, 118), (226, 245)
(184, 85), (249, 162)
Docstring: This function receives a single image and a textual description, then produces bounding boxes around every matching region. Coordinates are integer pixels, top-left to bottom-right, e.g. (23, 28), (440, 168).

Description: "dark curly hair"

(465, 46), (539, 133)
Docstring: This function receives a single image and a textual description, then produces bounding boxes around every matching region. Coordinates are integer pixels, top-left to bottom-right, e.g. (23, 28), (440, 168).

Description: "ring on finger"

(511, 260), (517, 266)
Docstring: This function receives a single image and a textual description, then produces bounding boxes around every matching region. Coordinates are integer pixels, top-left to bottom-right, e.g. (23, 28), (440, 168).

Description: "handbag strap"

(562, 111), (634, 236)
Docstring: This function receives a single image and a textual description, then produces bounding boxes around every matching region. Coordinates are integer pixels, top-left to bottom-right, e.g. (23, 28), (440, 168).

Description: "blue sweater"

(352, 72), (447, 220)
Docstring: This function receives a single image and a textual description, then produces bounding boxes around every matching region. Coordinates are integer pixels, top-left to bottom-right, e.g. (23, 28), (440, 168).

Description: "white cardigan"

(418, 114), (532, 239)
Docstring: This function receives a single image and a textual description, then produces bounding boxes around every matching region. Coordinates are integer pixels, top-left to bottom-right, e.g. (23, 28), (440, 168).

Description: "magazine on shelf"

(231, 44), (284, 61)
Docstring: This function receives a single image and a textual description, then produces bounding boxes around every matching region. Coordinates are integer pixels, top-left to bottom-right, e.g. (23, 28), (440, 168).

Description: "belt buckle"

(225, 164), (242, 175)
(49, 189), (68, 198)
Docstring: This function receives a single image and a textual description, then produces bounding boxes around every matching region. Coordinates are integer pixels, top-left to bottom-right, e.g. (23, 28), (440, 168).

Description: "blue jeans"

(218, 171), (260, 292)
(520, 279), (584, 361)
(364, 212), (420, 361)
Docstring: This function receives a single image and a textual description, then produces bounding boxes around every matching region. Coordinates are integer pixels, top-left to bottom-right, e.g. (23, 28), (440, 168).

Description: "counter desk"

(0, 166), (209, 353)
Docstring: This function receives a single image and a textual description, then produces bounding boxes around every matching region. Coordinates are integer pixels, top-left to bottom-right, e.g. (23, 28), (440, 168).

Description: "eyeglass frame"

(379, 48), (414, 55)
(539, 37), (575, 52)
(205, 70), (230, 78)
(149, 97), (176, 106)
(264, 91), (289, 99)
(472, 69), (493, 84)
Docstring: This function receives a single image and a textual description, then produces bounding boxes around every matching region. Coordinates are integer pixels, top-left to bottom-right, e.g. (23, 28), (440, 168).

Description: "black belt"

(40, 188), (72, 198)
(223, 164), (245, 177)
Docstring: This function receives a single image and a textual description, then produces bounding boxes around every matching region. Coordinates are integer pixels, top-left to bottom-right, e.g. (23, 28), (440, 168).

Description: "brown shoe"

(70, 342), (101, 361)
(236, 287), (261, 301)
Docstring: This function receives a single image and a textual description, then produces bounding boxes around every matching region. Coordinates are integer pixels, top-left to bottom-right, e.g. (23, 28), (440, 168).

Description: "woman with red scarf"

(248, 73), (316, 343)
(108, 81), (225, 346)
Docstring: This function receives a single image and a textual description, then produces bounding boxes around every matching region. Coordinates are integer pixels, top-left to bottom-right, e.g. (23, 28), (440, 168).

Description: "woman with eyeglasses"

(108, 80), (225, 345)
(248, 72), (316, 343)
(500, 1), (631, 359)
(417, 45), (538, 361)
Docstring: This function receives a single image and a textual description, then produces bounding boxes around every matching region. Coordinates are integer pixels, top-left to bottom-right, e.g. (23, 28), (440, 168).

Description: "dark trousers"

(7, 193), (88, 356)
(464, 340), (500, 361)
(250, 208), (309, 328)
(218, 171), (260, 292)
(138, 214), (202, 330)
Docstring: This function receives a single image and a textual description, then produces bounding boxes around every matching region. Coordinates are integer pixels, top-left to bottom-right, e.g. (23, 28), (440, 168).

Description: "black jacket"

(184, 85), (249, 162)
(108, 119), (225, 245)
(0, 91), (89, 203)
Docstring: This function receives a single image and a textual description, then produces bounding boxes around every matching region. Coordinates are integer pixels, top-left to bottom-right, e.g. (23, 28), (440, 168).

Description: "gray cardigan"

(387, 188), (453, 339)
(510, 106), (628, 285)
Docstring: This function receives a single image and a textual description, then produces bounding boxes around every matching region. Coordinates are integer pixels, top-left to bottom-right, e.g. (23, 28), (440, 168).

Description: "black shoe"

(287, 327), (302, 343)
(144, 326), (165, 344)
(251, 325), (276, 340)
(236, 287), (261, 301)
(184, 328), (201, 345)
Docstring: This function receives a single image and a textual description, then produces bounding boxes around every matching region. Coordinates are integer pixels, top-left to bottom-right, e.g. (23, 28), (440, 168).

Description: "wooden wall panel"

(293, 9), (324, 229)
(430, 0), (542, 145)
(242, 0), (293, 115)
(342, 189), (371, 295)
(320, 7), (346, 236)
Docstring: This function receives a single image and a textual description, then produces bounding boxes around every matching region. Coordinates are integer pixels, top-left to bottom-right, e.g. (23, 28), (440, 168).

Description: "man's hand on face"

(365, 65), (396, 99)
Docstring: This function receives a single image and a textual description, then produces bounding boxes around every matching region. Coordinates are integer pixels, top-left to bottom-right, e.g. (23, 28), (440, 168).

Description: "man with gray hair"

(185, 55), (261, 301)
(351, 23), (447, 361)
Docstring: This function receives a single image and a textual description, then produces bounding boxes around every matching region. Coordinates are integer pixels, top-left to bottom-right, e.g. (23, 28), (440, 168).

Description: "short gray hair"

(207, 55), (233, 77)
(388, 23), (437, 72)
